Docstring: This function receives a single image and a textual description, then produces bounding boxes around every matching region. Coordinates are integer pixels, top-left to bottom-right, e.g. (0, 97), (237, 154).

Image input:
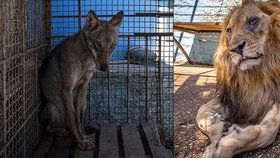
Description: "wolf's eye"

(95, 41), (102, 48)
(112, 42), (116, 48)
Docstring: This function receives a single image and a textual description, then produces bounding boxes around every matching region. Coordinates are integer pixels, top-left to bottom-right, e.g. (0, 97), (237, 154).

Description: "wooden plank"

(141, 122), (173, 158)
(121, 124), (146, 157)
(98, 124), (119, 158)
(46, 136), (73, 158)
(31, 133), (55, 158)
(73, 133), (95, 158)
(174, 22), (223, 33)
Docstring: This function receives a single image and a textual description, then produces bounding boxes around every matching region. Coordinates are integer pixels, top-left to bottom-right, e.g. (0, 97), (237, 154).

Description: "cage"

(48, 0), (174, 140)
(1, 0), (173, 157)
(0, 0), (46, 157)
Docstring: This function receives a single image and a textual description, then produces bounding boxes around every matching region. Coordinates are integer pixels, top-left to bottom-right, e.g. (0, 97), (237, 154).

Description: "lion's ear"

(242, 0), (255, 5)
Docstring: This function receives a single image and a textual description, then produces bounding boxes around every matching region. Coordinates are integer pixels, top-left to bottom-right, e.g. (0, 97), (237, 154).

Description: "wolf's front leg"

(61, 89), (95, 150)
(215, 104), (280, 158)
(196, 98), (228, 142)
(76, 72), (94, 142)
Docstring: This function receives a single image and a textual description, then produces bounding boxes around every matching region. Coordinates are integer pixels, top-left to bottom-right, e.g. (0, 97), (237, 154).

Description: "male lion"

(196, 0), (280, 157)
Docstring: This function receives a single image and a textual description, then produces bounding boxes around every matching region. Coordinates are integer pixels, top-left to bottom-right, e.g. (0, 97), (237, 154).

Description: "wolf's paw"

(78, 138), (96, 151)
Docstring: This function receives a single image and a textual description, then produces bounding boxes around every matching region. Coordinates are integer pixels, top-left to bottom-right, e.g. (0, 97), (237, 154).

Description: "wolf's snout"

(100, 63), (109, 71)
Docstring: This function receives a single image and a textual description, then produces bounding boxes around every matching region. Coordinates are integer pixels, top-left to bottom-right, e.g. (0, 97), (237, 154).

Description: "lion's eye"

(248, 17), (259, 26)
(226, 28), (232, 33)
(247, 17), (260, 30)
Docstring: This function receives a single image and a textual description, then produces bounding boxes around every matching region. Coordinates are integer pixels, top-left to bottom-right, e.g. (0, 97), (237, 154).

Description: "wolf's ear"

(242, 0), (255, 5)
(110, 11), (124, 26)
(86, 10), (99, 30)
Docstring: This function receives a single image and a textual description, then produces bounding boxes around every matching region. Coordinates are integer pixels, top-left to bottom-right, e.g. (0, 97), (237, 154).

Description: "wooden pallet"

(32, 122), (173, 158)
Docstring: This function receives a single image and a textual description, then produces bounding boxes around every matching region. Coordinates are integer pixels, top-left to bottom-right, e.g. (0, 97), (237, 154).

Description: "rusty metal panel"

(0, 0), (45, 157)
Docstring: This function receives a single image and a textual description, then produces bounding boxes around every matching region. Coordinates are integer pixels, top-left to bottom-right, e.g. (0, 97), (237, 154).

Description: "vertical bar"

(34, 0), (39, 148)
(107, 70), (111, 123)
(190, 0), (199, 22)
(0, 0), (4, 155)
(44, 0), (51, 48)
(21, 0), (26, 156)
(145, 36), (148, 121)
(88, 83), (91, 124)
(126, 36), (130, 122)
(158, 36), (162, 124)
(2, 1), (6, 157)
(78, 0), (81, 31)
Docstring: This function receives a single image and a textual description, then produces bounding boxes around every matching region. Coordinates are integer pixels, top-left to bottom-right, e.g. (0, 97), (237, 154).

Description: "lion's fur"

(214, 0), (280, 124)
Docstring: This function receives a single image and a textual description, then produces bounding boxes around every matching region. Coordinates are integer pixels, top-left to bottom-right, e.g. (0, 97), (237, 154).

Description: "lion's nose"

(229, 41), (246, 55)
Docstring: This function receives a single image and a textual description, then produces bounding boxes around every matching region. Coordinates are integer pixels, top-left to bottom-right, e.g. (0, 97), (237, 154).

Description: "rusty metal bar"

(145, 36), (148, 122)
(126, 35), (130, 122)
(44, 0), (52, 48)
(50, 12), (173, 19)
(158, 36), (162, 124)
(173, 36), (193, 64)
(78, 0), (81, 31)
(22, 0), (26, 157)
(134, 32), (173, 37)
(135, 12), (173, 17)
(2, 3), (6, 158)
(107, 70), (111, 123)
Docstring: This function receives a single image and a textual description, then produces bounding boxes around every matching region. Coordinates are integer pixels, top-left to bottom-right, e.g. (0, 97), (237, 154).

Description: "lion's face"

(225, 3), (270, 71)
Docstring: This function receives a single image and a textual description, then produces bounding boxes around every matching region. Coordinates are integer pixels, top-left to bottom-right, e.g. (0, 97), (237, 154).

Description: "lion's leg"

(196, 97), (228, 142)
(215, 104), (280, 158)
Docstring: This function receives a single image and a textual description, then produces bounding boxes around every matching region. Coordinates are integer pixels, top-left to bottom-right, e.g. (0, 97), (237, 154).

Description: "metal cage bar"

(0, 0), (46, 157)
(48, 0), (174, 141)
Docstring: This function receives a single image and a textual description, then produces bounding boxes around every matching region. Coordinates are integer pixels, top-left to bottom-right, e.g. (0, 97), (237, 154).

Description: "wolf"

(39, 10), (124, 150)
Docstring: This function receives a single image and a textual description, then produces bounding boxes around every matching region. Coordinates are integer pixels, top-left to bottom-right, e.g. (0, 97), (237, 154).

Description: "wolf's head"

(83, 10), (124, 71)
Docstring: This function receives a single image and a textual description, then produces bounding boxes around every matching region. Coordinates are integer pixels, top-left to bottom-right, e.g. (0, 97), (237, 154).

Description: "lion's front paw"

(210, 112), (224, 124)
(78, 138), (96, 150)
(198, 111), (223, 131)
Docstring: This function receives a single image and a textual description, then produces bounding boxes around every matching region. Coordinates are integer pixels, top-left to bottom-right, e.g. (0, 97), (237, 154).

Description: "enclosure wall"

(0, 0), (46, 157)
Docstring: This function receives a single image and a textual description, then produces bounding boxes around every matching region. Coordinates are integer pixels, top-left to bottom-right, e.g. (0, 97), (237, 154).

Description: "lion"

(196, 0), (280, 157)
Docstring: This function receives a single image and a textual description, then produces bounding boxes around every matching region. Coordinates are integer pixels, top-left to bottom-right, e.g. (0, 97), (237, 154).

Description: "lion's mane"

(214, 0), (280, 124)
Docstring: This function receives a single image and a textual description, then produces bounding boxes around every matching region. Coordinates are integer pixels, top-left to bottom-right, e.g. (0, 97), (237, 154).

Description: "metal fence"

(48, 0), (174, 140)
(0, 0), (46, 157)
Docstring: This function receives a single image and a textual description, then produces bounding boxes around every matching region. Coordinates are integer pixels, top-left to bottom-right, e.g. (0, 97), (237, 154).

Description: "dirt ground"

(174, 62), (280, 158)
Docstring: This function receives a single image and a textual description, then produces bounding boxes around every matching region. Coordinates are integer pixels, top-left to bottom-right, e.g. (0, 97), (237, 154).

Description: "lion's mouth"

(239, 53), (263, 63)
(240, 56), (259, 61)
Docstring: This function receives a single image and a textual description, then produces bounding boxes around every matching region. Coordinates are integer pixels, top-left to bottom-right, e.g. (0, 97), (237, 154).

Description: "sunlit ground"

(174, 61), (216, 94)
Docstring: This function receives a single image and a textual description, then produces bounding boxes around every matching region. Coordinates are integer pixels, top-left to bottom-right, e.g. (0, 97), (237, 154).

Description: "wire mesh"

(49, 0), (174, 141)
(0, 0), (45, 157)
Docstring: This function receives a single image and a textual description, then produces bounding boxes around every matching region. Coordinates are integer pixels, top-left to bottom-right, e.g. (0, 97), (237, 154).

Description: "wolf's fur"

(40, 10), (124, 150)
(196, 0), (280, 157)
